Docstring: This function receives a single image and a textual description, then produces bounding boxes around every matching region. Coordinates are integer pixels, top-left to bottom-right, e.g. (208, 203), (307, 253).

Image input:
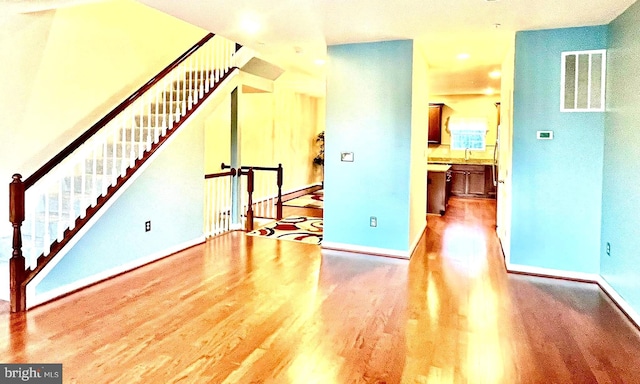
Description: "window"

(561, 50), (606, 112)
(449, 117), (488, 150)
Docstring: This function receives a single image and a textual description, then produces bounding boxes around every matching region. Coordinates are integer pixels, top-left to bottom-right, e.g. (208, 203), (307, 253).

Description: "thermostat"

(537, 131), (553, 140)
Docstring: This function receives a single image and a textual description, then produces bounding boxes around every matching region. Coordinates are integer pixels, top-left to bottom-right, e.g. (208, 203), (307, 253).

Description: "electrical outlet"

(145, 221), (151, 232)
(606, 242), (611, 256)
(370, 216), (377, 227)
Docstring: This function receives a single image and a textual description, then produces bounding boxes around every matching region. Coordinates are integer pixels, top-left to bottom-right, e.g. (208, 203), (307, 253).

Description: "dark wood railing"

(8, 33), (239, 313)
(23, 33), (215, 190)
(221, 163), (283, 231)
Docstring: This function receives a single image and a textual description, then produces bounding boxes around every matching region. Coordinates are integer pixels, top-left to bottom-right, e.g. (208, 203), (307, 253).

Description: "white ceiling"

(5, 0), (637, 95)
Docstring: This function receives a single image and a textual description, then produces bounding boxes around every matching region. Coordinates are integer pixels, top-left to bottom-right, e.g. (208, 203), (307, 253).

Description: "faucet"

(465, 148), (471, 161)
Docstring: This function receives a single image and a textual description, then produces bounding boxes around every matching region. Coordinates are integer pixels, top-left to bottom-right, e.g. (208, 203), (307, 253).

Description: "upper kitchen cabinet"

(428, 103), (444, 144)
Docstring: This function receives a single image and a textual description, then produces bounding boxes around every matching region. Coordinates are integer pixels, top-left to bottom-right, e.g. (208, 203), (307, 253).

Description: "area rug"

(282, 190), (323, 209)
(246, 216), (323, 244)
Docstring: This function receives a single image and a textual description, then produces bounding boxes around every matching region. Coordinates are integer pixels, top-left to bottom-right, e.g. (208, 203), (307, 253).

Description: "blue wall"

(36, 121), (205, 294)
(511, 26), (607, 273)
(601, 1), (640, 313)
(324, 40), (414, 252)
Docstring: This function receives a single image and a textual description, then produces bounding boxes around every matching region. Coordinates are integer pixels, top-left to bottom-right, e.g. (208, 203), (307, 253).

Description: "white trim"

(506, 263), (640, 329)
(229, 223), (243, 231)
(320, 222), (426, 260)
(506, 263), (599, 282)
(26, 71), (239, 307)
(409, 221), (428, 257)
(321, 241), (410, 259)
(596, 276), (640, 329)
(29, 236), (205, 308)
(560, 49), (606, 112)
(282, 182), (323, 197)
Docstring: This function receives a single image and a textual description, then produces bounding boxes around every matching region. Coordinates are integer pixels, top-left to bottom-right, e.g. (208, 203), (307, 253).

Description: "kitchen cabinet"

(428, 103), (443, 144)
(450, 164), (495, 198)
(427, 166), (451, 215)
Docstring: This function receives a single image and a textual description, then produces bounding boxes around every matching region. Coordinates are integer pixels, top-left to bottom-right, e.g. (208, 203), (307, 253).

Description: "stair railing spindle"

(110, 122), (117, 185)
(55, 180), (63, 241)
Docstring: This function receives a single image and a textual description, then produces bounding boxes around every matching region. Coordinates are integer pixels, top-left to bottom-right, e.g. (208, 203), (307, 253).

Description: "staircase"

(1, 33), (246, 310)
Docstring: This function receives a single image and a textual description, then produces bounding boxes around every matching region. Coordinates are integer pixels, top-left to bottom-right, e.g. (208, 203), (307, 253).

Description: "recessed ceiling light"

(314, 58), (326, 66)
(489, 70), (501, 78)
(485, 87), (495, 95)
(241, 17), (261, 35)
(457, 53), (470, 60)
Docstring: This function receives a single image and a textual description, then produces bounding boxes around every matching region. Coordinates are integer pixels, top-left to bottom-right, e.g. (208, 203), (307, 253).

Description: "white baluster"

(169, 73), (179, 130)
(121, 116), (127, 176)
(28, 192), (37, 266)
(111, 123), (118, 185)
(188, 59), (194, 110)
(68, 166), (75, 231)
(205, 43), (211, 93)
(182, 63), (187, 117)
(91, 144), (98, 205)
(57, 180), (64, 241)
(145, 94), (152, 151)
(199, 51), (205, 99)
(43, 186), (51, 256)
(138, 100), (145, 159)
(102, 136), (108, 195)
(129, 112), (136, 168)
(161, 77), (168, 136)
(80, 150), (87, 218)
(204, 180), (209, 236)
(214, 38), (220, 83)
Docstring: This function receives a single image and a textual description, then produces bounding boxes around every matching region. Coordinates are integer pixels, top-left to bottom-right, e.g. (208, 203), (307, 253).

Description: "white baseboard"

(409, 222), (428, 258)
(506, 263), (599, 282)
(282, 182), (323, 197)
(28, 236), (205, 308)
(506, 263), (640, 329)
(321, 241), (410, 259)
(596, 276), (640, 329)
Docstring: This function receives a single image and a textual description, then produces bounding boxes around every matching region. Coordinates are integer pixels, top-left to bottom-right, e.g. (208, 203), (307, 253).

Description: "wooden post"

(9, 174), (26, 313)
(276, 163), (283, 220)
(245, 168), (254, 232)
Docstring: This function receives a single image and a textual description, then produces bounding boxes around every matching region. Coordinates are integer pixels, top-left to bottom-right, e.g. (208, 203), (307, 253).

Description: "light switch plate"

(341, 152), (354, 162)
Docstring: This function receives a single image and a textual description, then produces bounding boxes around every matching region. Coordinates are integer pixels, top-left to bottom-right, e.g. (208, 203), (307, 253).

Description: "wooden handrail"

(204, 168), (237, 179)
(8, 33), (239, 312)
(221, 163), (281, 172)
(24, 33), (216, 189)
(224, 163), (283, 221)
(20, 68), (239, 288)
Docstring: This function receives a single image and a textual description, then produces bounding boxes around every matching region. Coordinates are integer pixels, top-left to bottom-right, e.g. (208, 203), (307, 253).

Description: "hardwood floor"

(1, 197), (639, 383)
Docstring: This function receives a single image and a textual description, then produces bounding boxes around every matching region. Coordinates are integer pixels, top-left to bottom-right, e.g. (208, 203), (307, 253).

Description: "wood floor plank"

(0, 198), (639, 383)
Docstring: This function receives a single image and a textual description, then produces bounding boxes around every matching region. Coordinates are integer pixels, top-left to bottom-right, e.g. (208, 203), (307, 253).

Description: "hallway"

(0, 198), (638, 383)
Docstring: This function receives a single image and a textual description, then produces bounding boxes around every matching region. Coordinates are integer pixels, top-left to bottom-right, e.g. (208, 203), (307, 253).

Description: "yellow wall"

(204, 72), (324, 193)
(428, 94), (501, 160)
(409, 42), (429, 248)
(0, 0), (208, 240)
(0, 0), (206, 178)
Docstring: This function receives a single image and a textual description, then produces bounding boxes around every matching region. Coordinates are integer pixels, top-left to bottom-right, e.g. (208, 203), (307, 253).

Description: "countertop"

(428, 157), (495, 165)
(427, 164), (451, 172)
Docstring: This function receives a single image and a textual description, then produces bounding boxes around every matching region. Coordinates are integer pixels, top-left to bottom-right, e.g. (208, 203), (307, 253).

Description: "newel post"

(9, 174), (26, 313)
(276, 163), (283, 220)
(245, 168), (254, 232)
